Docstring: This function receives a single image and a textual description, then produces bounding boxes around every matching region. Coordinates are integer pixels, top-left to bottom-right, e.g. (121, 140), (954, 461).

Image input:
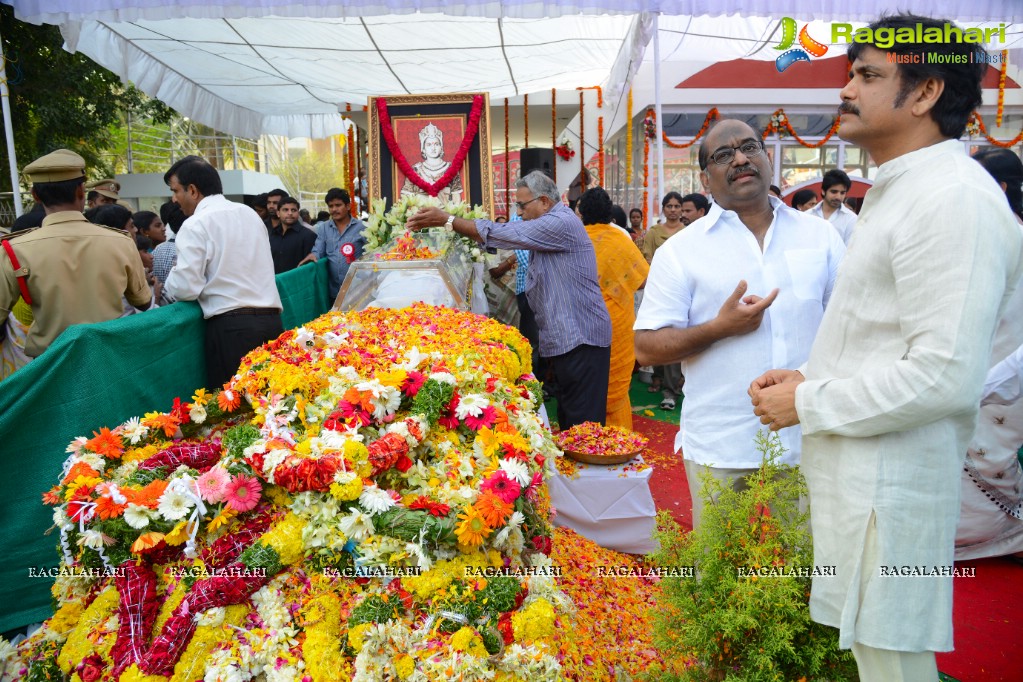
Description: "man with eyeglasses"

(634, 118), (845, 531)
(406, 170), (611, 429)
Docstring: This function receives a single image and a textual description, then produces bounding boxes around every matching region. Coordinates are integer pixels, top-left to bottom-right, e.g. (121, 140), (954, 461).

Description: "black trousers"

(546, 343), (611, 430)
(204, 308), (284, 389)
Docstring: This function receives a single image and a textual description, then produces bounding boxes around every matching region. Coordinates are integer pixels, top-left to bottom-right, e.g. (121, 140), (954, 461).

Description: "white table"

(547, 455), (658, 555)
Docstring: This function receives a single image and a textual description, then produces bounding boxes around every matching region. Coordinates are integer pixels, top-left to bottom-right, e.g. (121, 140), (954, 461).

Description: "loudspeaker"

(519, 147), (555, 179)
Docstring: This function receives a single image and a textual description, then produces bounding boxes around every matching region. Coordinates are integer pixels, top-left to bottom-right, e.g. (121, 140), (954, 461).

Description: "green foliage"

(371, 508), (456, 545)
(125, 465), (168, 487)
(643, 431), (856, 682)
(222, 423), (261, 460)
(0, 4), (174, 188)
(477, 576), (520, 613)
(238, 541), (283, 575)
(410, 379), (455, 426)
(348, 594), (405, 628)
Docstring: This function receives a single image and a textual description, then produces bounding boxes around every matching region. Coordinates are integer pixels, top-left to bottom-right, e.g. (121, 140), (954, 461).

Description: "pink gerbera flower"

(464, 405), (497, 431)
(480, 470), (521, 504)
(223, 474), (262, 512)
(197, 467), (229, 503)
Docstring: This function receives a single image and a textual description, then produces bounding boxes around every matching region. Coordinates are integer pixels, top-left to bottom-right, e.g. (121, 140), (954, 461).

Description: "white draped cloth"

(794, 140), (1023, 652)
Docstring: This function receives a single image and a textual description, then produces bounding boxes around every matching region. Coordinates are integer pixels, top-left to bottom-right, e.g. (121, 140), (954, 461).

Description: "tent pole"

(653, 14), (664, 221)
(0, 26), (23, 218)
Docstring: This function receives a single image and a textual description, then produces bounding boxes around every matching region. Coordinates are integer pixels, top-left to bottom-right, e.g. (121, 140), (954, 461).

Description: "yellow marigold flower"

(511, 598), (556, 643)
(455, 505), (492, 547)
(394, 653), (416, 679)
(294, 439), (313, 456)
(449, 626), (489, 658)
(48, 599), (86, 636)
(265, 486), (292, 507)
(118, 665), (170, 682)
(329, 477), (363, 502)
(261, 513), (307, 566)
(347, 622), (373, 653)
(344, 440), (370, 462)
(57, 586), (119, 673)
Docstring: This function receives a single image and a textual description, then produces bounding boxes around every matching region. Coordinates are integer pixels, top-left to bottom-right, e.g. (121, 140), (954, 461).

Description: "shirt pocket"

(784, 249), (827, 301)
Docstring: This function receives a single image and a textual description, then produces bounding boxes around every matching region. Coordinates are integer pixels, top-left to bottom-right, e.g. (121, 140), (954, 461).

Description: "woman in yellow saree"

(577, 188), (649, 428)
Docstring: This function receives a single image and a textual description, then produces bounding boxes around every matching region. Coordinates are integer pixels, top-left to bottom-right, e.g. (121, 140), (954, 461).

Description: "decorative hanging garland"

(997, 50), (1008, 128)
(969, 111), (1023, 149)
(551, 89), (557, 183)
(761, 109), (839, 148)
(504, 97), (510, 216)
(598, 116), (604, 187)
(524, 93), (529, 148)
(659, 108), (720, 149)
(375, 95), (484, 196)
(643, 108), (654, 229)
(346, 122), (356, 205)
(579, 90), (585, 185)
(626, 88), (633, 185)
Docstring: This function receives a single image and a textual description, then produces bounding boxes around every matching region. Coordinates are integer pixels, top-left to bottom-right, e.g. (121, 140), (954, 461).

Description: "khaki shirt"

(0, 211), (151, 357)
(639, 222), (685, 262)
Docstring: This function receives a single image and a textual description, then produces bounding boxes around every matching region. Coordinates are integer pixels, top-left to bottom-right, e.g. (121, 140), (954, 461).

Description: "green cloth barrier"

(0, 260), (330, 632)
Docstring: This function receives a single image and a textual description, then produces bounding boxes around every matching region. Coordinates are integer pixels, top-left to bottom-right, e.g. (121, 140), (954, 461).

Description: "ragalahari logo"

(774, 17), (829, 72)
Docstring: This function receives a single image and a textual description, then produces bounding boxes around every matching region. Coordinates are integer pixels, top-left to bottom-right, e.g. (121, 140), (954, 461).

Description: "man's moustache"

(838, 102), (860, 116)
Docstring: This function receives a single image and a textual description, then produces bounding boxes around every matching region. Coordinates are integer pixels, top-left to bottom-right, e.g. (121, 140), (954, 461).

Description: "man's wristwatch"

(444, 214), (455, 230)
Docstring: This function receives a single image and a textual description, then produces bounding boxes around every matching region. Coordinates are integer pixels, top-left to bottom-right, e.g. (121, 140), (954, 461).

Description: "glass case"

(333, 228), (476, 311)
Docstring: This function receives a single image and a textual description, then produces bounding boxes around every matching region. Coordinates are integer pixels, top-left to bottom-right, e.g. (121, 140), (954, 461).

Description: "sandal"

(660, 397), (676, 410)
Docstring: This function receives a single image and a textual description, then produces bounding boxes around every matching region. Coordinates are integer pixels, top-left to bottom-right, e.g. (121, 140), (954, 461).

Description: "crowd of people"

(2, 12), (1023, 682)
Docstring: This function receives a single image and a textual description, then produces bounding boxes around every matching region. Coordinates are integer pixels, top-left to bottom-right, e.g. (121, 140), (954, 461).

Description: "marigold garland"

(642, 109), (654, 229)
(761, 108), (840, 148)
(660, 107), (720, 149)
(997, 50), (1008, 128)
(579, 89), (586, 182)
(523, 92), (529, 148)
(597, 116), (605, 186)
(969, 111), (1023, 148)
(346, 122), (356, 205)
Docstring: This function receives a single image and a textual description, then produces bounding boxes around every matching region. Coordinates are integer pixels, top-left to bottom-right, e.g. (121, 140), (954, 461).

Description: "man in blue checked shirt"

(408, 170), (611, 429)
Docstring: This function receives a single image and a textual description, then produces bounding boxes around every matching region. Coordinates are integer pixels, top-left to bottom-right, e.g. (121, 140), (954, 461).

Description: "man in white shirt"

(634, 118), (844, 530)
(808, 168), (857, 244)
(164, 156), (283, 389)
(750, 15), (1023, 681)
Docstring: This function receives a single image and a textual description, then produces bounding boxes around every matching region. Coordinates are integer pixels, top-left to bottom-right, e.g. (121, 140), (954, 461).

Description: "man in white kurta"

(751, 17), (1023, 681)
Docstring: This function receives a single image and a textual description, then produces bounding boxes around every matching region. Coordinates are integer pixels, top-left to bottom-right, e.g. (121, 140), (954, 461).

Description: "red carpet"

(631, 414), (1023, 682)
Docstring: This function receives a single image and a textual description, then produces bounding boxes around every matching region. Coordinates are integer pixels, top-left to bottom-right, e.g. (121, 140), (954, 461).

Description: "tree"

(0, 5), (175, 191)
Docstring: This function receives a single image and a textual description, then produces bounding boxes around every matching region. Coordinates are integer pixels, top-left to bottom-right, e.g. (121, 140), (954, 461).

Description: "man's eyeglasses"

(515, 197), (541, 211)
(709, 140), (764, 166)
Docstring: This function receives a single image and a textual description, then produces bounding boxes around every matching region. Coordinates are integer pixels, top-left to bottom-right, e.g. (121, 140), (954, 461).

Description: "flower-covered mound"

(7, 304), (685, 681)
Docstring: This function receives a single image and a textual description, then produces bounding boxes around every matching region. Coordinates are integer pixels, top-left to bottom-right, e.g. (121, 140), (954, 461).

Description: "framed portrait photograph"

(368, 92), (494, 216)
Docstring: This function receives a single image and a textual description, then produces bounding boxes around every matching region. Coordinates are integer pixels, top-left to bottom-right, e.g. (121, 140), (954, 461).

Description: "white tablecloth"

(548, 455), (658, 555)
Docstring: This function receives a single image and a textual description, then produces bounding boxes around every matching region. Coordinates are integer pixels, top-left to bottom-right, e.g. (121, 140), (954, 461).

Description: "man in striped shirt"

(408, 170), (611, 429)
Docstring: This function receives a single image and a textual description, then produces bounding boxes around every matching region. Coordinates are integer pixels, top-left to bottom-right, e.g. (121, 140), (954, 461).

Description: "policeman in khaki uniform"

(0, 149), (152, 359)
(84, 178), (120, 208)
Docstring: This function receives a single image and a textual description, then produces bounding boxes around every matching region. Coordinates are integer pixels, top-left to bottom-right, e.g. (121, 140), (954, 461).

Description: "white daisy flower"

(499, 458), (532, 487)
(454, 393), (488, 420)
(120, 418), (149, 444)
(123, 504), (154, 529)
(157, 488), (194, 521)
(428, 371), (456, 385)
(359, 486), (396, 516)
(368, 386), (401, 420)
(189, 402), (208, 424)
(65, 436), (88, 454)
(79, 530), (105, 550)
(338, 510), (376, 541)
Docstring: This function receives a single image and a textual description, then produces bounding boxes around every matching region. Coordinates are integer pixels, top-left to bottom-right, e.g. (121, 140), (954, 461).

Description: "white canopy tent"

(2, 0), (1022, 212)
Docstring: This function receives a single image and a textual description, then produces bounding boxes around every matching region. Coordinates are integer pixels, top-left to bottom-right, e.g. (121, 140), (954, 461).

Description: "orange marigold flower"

(475, 492), (513, 527)
(85, 427), (124, 459)
(124, 479), (168, 508)
(142, 412), (181, 438)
